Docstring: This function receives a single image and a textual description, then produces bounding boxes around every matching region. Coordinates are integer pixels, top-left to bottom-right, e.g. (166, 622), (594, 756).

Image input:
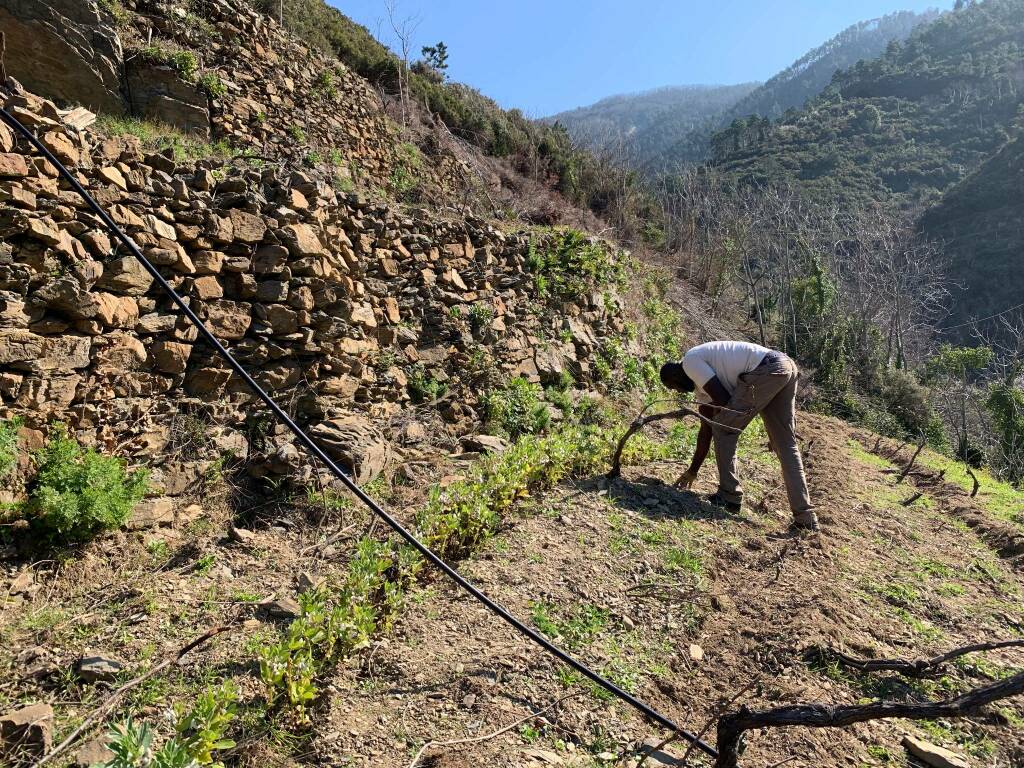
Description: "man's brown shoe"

(791, 512), (820, 532)
(706, 493), (741, 513)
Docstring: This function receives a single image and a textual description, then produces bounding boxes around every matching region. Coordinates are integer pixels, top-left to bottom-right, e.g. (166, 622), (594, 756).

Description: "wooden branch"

(809, 639), (1024, 677)
(901, 492), (923, 507)
(896, 435), (927, 484)
(407, 693), (577, 768)
(965, 466), (981, 497)
(714, 670), (1024, 768)
(608, 407), (741, 479)
(0, 32), (7, 84)
(32, 624), (237, 768)
(677, 675), (761, 767)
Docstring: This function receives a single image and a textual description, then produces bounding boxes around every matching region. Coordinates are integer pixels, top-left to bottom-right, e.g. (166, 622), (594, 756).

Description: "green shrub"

(105, 682), (237, 768)
(289, 124), (307, 143)
(140, 45), (199, 83)
(30, 426), (149, 541)
(98, 0), (131, 27)
(483, 377), (550, 439)
(198, 72), (227, 98)
(407, 366), (448, 404)
(0, 417), (22, 479)
(526, 230), (624, 302)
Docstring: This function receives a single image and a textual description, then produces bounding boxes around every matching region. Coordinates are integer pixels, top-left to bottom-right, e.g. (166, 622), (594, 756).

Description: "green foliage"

(289, 124), (307, 143)
(172, 682), (238, 766)
(927, 344), (995, 379)
(104, 683), (237, 768)
(315, 69), (338, 99)
(303, 151), (323, 168)
(97, 0), (132, 27)
(390, 142), (422, 198)
(0, 417), (22, 479)
(526, 230), (624, 302)
(198, 72), (227, 99)
(103, 719), (195, 768)
(29, 426), (149, 542)
(140, 45), (199, 83)
(714, 1), (1024, 210)
(94, 115), (233, 162)
(258, 539), (412, 722)
(985, 380), (1024, 483)
(531, 602), (608, 649)
(407, 366), (448, 404)
(420, 42), (449, 74)
(483, 377), (550, 439)
(467, 303), (494, 334)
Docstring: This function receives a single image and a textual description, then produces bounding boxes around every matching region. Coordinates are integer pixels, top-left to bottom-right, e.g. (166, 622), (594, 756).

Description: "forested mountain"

(712, 0), (1024, 211)
(719, 11), (939, 125)
(546, 83), (759, 165)
(920, 134), (1024, 330)
(548, 10), (937, 170)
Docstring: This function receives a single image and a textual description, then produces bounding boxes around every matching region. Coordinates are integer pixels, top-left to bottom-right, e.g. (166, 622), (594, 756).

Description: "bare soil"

(2, 413), (1022, 768)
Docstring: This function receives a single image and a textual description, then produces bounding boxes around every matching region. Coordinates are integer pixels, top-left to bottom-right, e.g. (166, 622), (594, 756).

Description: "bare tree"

(384, 0), (421, 127)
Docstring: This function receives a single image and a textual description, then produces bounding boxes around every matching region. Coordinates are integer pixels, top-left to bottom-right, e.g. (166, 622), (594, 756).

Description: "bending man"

(660, 340), (819, 531)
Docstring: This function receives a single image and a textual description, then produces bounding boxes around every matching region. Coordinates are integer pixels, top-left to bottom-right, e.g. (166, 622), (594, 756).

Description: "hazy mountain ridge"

(549, 9), (940, 170)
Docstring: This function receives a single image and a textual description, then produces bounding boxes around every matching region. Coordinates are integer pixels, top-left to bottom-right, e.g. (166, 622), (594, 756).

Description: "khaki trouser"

(711, 353), (813, 518)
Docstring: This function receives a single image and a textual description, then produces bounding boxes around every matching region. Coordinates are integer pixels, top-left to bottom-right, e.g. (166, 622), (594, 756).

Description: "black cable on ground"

(0, 105), (718, 760)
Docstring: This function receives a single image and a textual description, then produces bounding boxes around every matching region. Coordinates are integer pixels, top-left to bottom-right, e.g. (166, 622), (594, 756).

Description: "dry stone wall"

(0, 0), (464, 198)
(0, 82), (627, 524)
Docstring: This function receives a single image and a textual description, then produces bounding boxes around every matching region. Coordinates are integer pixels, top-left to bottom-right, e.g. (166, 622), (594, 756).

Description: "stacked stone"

(0, 83), (623, 524)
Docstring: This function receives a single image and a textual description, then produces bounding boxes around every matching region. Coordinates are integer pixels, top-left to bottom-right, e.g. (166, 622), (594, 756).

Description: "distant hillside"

(549, 10), (937, 171)
(920, 134), (1024, 331)
(545, 83), (759, 166)
(723, 10), (940, 125)
(712, 0), (1024, 211)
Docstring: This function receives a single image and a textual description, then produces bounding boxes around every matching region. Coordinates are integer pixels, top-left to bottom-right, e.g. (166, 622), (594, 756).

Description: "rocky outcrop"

(126, 61), (211, 138)
(0, 0), (124, 114)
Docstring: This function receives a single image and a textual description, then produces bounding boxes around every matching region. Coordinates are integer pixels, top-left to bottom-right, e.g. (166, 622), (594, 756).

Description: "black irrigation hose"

(0, 105), (718, 760)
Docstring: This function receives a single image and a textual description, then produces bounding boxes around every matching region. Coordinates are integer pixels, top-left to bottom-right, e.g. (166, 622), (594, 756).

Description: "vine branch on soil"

(714, 644), (1024, 768)
(608, 406), (742, 479)
(808, 639), (1024, 676)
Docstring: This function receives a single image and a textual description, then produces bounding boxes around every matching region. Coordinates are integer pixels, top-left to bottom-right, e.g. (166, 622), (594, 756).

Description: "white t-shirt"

(682, 341), (770, 397)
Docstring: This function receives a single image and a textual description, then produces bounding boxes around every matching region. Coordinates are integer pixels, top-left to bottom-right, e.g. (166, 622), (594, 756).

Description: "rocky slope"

(0, 77), (637, 529)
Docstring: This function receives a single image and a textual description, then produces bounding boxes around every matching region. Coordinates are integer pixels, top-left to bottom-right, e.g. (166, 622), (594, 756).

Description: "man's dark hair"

(660, 362), (695, 392)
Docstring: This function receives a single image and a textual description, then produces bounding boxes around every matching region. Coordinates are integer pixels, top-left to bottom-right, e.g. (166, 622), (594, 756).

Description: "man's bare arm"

(677, 404), (715, 488)
(703, 376), (732, 407)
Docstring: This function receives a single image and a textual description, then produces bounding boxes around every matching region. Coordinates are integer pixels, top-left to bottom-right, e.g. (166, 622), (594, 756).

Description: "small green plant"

(328, 148), (345, 166)
(30, 426), (149, 542)
(467, 303), (494, 333)
(0, 417), (22, 478)
(483, 377), (550, 439)
(198, 72), (227, 98)
(407, 366), (448, 404)
(316, 70), (338, 99)
(105, 682), (237, 767)
(289, 124), (307, 143)
(195, 553), (217, 575)
(303, 151), (323, 168)
(390, 142), (423, 197)
(525, 230), (625, 302)
(172, 681), (238, 765)
(98, 0), (131, 27)
(146, 539), (171, 561)
(140, 44), (199, 82)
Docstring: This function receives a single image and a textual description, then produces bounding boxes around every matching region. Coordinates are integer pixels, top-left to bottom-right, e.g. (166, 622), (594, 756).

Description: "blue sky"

(331, 1), (949, 117)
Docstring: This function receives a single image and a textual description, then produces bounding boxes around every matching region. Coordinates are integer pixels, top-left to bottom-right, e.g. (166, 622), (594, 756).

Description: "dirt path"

(316, 414), (1024, 768)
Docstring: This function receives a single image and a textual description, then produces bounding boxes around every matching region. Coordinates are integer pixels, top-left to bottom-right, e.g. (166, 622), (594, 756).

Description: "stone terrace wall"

(0, 84), (625, 521)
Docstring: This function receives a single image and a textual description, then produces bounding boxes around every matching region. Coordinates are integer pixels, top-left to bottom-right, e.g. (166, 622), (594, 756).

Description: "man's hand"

(675, 469), (698, 489)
